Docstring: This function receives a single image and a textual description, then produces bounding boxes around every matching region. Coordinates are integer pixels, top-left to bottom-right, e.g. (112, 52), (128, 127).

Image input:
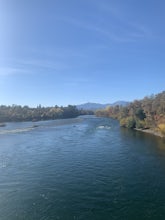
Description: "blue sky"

(0, 0), (165, 106)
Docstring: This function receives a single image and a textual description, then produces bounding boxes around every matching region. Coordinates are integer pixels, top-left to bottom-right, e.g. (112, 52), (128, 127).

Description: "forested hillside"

(96, 91), (165, 136)
(0, 105), (93, 123)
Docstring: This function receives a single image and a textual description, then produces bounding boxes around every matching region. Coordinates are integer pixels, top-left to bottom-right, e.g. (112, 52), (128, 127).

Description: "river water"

(0, 116), (165, 220)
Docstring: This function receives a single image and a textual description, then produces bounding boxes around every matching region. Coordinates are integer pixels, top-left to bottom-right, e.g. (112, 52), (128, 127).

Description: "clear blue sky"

(0, 0), (165, 107)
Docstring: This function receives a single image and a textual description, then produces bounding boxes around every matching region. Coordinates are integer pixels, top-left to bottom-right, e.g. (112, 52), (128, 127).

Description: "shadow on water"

(120, 127), (165, 152)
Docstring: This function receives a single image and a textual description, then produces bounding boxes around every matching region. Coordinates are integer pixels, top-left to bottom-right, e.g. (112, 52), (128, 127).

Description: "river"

(0, 116), (165, 220)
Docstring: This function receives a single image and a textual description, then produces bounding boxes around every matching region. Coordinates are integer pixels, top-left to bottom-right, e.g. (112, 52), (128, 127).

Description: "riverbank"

(135, 128), (164, 138)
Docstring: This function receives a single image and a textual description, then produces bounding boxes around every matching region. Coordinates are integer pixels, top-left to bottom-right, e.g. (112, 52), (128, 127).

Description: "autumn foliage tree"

(95, 91), (165, 135)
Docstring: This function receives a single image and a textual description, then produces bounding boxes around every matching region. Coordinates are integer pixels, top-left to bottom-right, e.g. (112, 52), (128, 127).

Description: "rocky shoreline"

(135, 128), (164, 138)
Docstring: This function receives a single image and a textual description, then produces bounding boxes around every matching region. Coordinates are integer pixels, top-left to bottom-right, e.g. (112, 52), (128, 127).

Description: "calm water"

(0, 116), (165, 220)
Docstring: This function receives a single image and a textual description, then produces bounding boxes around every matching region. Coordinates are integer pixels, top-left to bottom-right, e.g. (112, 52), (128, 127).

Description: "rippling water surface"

(0, 116), (165, 220)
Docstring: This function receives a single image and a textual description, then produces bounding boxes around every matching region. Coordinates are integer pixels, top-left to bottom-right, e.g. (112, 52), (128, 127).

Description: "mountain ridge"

(76, 101), (129, 110)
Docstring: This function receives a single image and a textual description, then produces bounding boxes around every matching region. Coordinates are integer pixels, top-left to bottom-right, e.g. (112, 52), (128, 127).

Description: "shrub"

(158, 124), (165, 136)
(126, 117), (136, 129)
(120, 117), (136, 129)
(136, 119), (146, 129)
(120, 118), (127, 127)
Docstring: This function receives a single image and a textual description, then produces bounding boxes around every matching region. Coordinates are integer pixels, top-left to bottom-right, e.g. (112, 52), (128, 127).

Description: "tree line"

(95, 91), (165, 136)
(0, 104), (93, 123)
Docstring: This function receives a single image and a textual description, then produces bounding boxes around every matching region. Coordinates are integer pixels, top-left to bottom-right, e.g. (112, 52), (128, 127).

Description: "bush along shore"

(95, 91), (165, 138)
(0, 105), (94, 123)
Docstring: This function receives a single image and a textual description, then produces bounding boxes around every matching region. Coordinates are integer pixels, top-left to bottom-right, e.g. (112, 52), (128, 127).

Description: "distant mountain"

(110, 101), (130, 107)
(76, 101), (129, 110)
(77, 103), (107, 110)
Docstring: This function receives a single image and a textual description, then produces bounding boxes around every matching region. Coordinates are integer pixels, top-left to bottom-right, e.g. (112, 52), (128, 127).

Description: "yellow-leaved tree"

(158, 124), (165, 136)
